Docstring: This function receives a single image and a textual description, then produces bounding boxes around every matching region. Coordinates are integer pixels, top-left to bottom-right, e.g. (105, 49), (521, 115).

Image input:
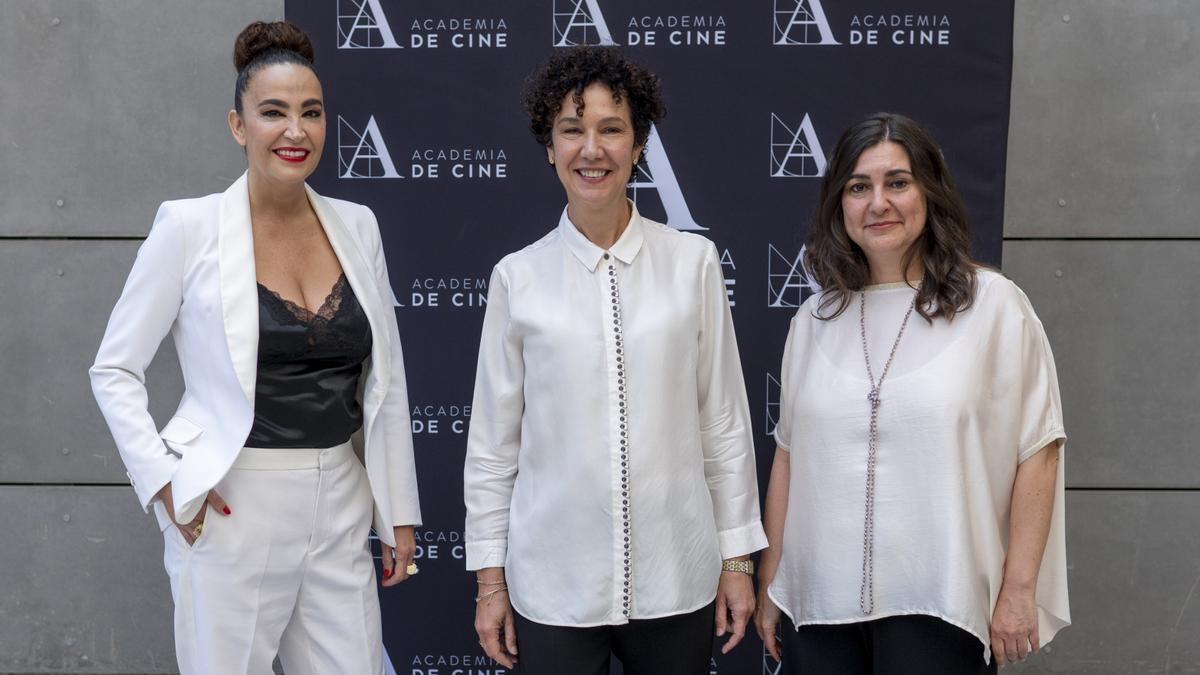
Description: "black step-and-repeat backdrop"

(285, 2), (1014, 672)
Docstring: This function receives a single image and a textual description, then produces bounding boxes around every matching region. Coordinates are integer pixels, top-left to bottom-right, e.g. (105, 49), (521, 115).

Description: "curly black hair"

(522, 47), (665, 152)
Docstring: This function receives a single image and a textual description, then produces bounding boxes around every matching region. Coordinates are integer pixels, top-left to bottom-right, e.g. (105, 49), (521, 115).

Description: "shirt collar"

(559, 201), (646, 272)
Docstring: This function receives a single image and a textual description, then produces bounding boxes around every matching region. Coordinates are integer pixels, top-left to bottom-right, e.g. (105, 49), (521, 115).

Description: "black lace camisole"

(246, 273), (373, 448)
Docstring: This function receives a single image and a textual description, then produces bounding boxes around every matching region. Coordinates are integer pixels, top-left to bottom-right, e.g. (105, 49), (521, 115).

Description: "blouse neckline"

(864, 281), (920, 292)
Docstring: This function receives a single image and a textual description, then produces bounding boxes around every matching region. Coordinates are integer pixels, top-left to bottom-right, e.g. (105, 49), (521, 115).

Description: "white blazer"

(90, 173), (421, 546)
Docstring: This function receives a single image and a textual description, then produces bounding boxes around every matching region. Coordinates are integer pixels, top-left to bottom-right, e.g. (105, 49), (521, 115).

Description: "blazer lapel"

(306, 186), (392, 422)
(218, 173), (259, 405)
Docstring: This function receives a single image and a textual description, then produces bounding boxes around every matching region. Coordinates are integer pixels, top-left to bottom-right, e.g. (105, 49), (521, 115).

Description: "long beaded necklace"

(857, 286), (918, 615)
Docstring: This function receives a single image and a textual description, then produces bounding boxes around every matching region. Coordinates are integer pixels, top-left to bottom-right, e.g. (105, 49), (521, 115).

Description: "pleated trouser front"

(161, 441), (383, 675)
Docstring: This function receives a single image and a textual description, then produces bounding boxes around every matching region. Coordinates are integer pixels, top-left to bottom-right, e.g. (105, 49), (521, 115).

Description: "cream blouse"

(465, 204), (767, 626)
(770, 270), (1069, 662)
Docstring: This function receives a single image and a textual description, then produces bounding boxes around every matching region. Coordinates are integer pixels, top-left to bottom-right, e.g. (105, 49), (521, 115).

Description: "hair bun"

(233, 20), (314, 73)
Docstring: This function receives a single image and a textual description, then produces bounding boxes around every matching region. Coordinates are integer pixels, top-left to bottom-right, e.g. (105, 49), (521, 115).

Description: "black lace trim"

(258, 273), (348, 325)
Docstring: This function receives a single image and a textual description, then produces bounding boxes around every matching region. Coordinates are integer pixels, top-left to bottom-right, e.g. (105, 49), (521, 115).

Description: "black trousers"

(780, 614), (996, 675)
(512, 601), (715, 675)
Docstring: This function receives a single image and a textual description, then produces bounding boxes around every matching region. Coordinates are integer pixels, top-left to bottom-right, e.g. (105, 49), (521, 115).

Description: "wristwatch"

(721, 558), (754, 575)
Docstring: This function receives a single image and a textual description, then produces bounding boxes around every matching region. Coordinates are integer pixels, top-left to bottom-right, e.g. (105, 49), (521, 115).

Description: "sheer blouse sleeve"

(773, 314), (800, 452)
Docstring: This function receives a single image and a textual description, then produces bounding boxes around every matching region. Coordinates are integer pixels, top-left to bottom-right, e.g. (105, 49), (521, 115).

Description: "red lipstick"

(273, 147), (310, 163)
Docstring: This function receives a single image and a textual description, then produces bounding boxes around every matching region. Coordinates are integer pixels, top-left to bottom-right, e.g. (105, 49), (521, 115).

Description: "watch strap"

(721, 558), (754, 575)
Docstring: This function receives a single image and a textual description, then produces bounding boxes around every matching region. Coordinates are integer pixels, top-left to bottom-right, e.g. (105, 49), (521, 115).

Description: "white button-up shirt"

(465, 204), (767, 626)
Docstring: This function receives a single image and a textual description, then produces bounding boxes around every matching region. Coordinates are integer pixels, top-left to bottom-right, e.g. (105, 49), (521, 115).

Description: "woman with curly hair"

(90, 20), (420, 674)
(464, 47), (766, 674)
(753, 113), (1070, 673)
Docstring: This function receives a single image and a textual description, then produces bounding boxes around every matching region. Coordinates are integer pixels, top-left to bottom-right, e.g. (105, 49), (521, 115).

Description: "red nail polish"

(383, 568), (392, 579)
(223, 506), (231, 515)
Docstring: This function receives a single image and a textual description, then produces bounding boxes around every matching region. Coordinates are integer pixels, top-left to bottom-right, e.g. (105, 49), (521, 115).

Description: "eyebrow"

(555, 115), (628, 126)
(257, 98), (324, 108)
(849, 168), (914, 180)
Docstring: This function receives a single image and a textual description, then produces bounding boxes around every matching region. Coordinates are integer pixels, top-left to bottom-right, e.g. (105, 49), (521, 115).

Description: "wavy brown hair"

(805, 112), (976, 322)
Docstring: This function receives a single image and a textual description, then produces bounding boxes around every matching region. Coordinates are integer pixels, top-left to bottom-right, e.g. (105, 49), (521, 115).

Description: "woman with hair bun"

(754, 113), (1070, 673)
(90, 20), (420, 674)
(464, 47), (766, 674)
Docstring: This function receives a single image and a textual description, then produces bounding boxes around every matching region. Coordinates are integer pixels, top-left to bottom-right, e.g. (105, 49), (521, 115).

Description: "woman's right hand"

(154, 483), (231, 546)
(755, 589), (782, 662)
(473, 569), (517, 668)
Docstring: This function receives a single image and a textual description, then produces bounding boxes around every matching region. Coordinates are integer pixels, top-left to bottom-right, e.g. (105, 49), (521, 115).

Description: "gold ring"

(193, 522), (204, 537)
(406, 562), (419, 575)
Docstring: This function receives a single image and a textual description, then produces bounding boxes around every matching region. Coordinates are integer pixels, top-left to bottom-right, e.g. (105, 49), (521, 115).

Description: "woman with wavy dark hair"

(90, 20), (420, 674)
(753, 113), (1070, 673)
(464, 47), (766, 674)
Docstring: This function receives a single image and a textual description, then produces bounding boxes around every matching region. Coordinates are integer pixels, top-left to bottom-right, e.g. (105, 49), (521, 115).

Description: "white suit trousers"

(161, 442), (383, 675)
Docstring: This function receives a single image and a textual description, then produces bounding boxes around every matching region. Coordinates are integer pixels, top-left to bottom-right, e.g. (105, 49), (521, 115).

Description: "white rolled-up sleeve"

(696, 244), (768, 559)
(463, 265), (524, 570)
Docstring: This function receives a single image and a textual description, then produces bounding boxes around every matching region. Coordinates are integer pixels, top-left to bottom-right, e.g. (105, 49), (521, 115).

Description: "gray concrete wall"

(0, 1), (281, 672)
(1, 0), (1195, 672)
(1003, 1), (1200, 672)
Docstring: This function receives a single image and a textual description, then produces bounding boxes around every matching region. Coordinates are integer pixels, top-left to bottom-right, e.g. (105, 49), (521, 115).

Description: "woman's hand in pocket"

(156, 484), (231, 546)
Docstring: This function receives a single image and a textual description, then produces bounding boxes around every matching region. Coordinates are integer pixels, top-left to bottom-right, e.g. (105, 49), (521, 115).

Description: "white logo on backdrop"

(338, 0), (401, 49)
(773, 0), (840, 45)
(770, 113), (827, 178)
(400, 276), (488, 309)
(411, 403), (472, 435)
(763, 645), (783, 675)
(720, 249), (736, 307)
(412, 654), (506, 671)
(765, 372), (781, 437)
(628, 125), (704, 231)
(338, 116), (402, 179)
(553, 0), (618, 46)
(768, 244), (820, 308)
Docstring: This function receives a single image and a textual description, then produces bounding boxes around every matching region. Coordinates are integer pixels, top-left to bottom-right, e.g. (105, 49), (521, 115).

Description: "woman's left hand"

(380, 525), (417, 587)
(715, 570), (756, 654)
(990, 583), (1039, 666)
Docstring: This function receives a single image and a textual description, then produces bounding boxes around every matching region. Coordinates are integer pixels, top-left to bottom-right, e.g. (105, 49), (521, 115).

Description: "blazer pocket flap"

(160, 416), (203, 445)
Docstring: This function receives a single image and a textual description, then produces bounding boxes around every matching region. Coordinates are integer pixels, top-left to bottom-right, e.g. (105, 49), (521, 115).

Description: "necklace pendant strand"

(857, 289), (918, 615)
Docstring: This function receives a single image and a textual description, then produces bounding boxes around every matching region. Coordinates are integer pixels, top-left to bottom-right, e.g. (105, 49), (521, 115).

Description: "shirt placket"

(601, 252), (632, 622)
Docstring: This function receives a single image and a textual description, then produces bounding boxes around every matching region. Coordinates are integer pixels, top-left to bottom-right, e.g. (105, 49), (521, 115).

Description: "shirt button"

(603, 253), (610, 260)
